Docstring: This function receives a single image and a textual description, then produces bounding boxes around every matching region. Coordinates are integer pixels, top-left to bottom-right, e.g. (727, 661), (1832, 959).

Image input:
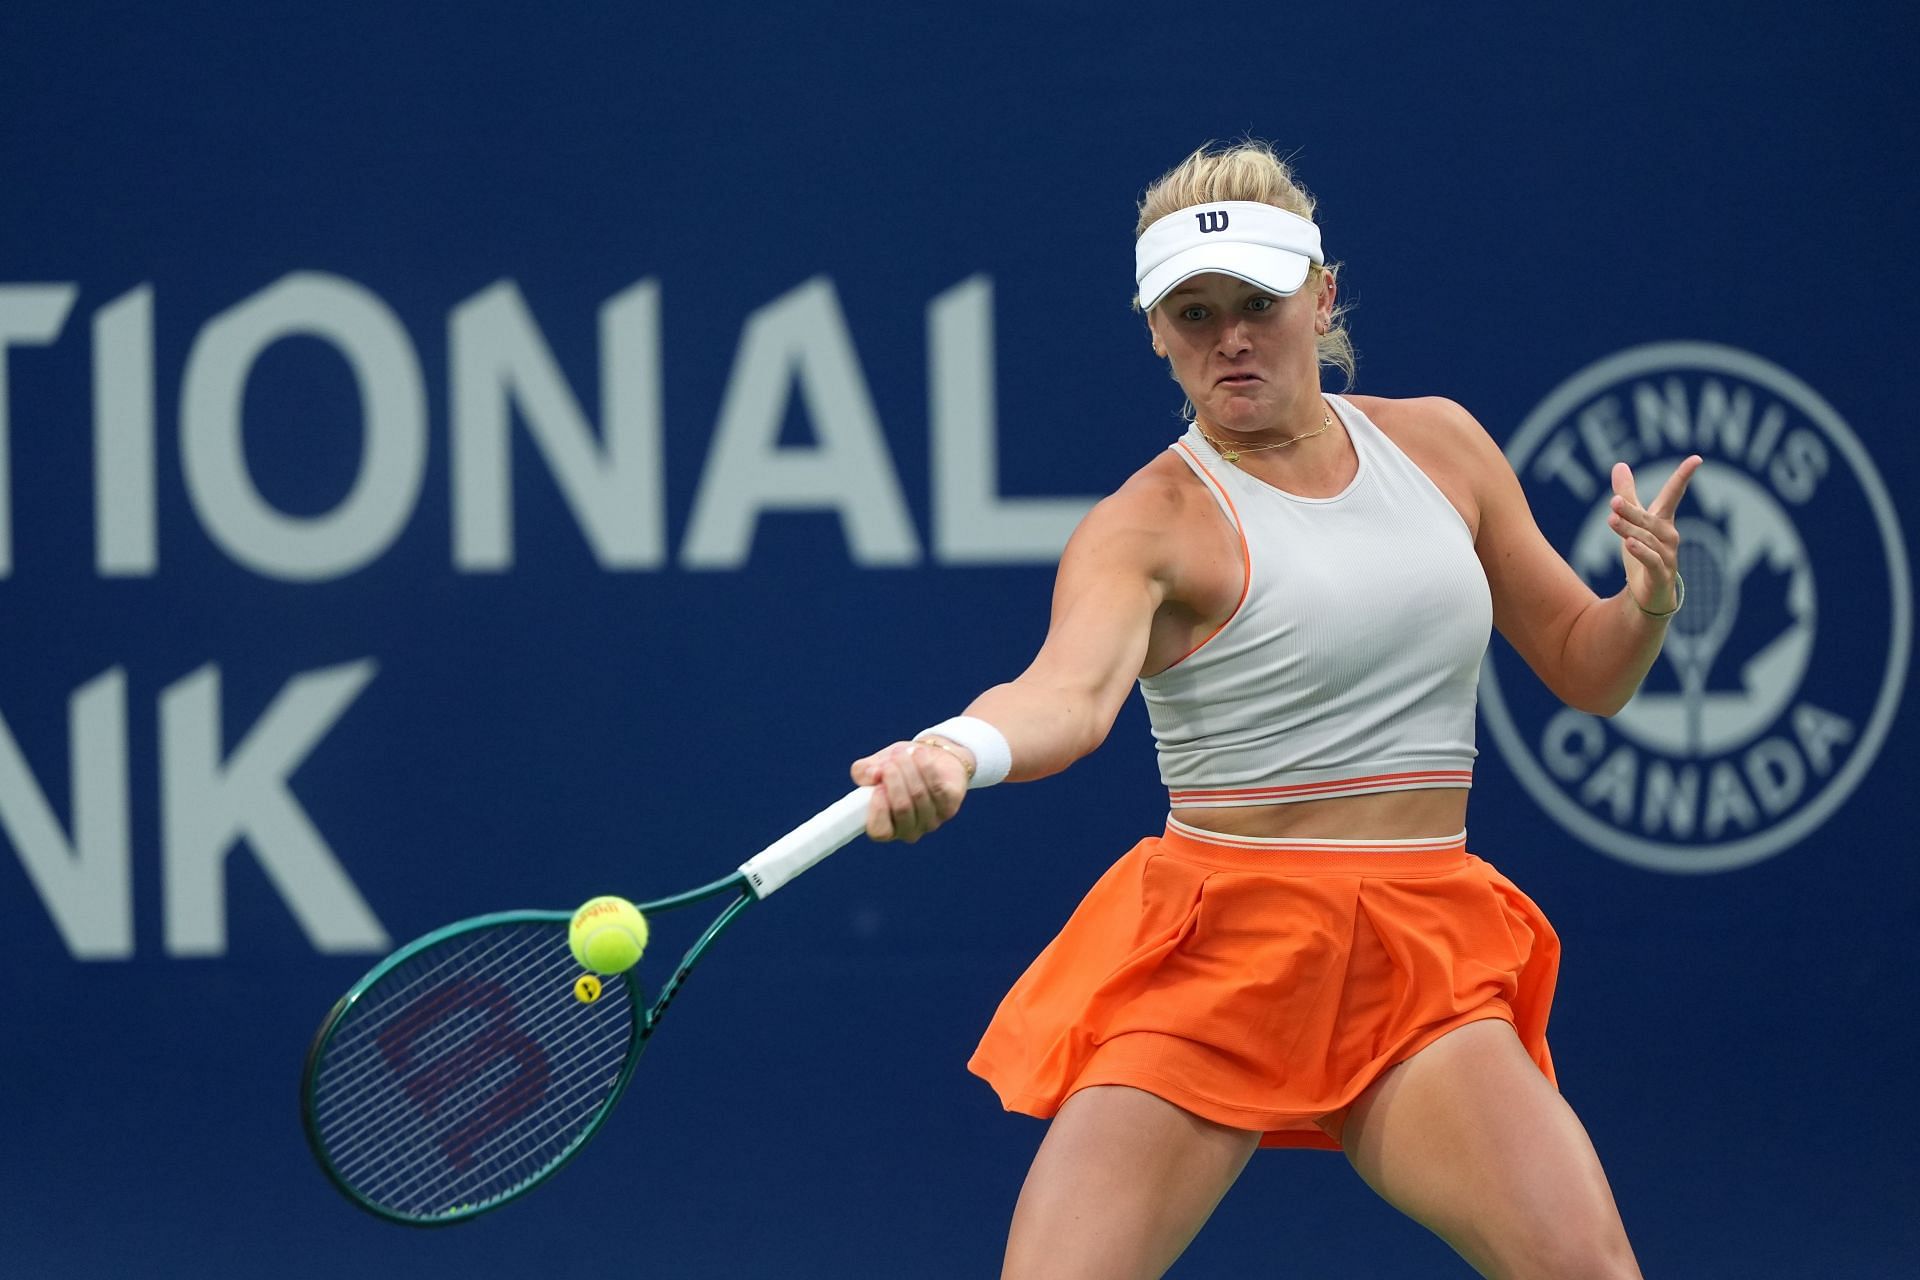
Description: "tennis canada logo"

(1481, 343), (1912, 872)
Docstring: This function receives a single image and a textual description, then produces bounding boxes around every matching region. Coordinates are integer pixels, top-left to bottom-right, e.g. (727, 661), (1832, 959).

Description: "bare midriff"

(1171, 787), (1470, 841)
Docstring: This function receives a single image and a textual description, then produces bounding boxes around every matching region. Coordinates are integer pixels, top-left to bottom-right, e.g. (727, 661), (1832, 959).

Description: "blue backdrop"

(4, 3), (1915, 1276)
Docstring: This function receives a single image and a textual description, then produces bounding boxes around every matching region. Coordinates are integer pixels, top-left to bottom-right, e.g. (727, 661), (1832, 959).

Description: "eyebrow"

(1165, 281), (1264, 301)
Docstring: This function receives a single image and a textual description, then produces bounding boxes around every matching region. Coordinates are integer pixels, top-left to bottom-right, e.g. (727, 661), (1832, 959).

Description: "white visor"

(1135, 201), (1323, 310)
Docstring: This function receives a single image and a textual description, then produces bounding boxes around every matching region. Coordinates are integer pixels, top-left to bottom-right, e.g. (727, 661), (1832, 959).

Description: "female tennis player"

(852, 140), (1695, 1280)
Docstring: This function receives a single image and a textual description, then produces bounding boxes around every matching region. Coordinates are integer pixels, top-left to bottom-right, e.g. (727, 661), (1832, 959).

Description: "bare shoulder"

(1345, 393), (1503, 461)
(1072, 448), (1216, 548)
(1342, 394), (1512, 532)
(1060, 447), (1238, 606)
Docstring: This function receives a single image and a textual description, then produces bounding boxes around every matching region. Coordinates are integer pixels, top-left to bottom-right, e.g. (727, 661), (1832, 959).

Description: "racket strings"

(398, 1002), (631, 1213)
(318, 936), (628, 1215)
(331, 933), (626, 1200)
(318, 931), (562, 1160)
(309, 920), (638, 1220)
(330, 1002), (623, 1208)
(318, 932), (608, 1147)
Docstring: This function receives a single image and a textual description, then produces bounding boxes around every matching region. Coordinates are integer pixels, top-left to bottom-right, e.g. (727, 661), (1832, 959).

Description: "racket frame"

(301, 785), (873, 1225)
(302, 873), (754, 1226)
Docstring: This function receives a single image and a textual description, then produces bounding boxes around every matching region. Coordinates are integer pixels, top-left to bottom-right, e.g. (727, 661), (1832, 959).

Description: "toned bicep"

(1024, 523), (1164, 709)
(964, 493), (1171, 775)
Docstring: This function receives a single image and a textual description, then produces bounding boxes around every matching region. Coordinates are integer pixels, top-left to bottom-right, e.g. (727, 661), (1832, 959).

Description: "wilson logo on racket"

(375, 977), (552, 1171)
(1481, 342), (1910, 872)
(301, 786), (872, 1225)
(1195, 210), (1230, 233)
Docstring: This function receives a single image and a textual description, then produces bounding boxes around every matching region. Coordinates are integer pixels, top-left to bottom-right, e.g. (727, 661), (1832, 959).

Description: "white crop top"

(1139, 395), (1491, 807)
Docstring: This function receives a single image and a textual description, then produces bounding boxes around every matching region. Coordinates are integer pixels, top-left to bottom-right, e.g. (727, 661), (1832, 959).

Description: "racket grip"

(737, 787), (874, 899)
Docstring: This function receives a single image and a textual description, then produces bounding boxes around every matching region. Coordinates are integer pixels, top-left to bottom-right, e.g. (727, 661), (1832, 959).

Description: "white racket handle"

(737, 786), (874, 900)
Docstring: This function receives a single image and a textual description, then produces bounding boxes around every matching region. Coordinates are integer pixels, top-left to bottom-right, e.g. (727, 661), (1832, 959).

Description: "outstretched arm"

(851, 483), (1178, 841)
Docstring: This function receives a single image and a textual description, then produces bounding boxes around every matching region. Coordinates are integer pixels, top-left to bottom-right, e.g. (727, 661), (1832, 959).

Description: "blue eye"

(1246, 296), (1275, 313)
(1181, 305), (1208, 321)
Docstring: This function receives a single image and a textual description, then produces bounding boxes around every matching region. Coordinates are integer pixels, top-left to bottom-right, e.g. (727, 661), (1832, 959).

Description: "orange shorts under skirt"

(967, 822), (1560, 1150)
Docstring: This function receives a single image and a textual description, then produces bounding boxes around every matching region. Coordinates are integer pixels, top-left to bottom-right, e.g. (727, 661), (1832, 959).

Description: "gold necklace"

(1198, 405), (1332, 464)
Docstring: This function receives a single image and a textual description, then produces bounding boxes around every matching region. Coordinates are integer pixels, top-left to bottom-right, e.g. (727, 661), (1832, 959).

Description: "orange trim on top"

(1155, 440), (1252, 674)
(1169, 769), (1474, 803)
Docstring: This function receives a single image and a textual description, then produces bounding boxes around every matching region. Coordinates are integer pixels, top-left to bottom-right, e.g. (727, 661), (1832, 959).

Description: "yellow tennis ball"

(569, 896), (649, 974)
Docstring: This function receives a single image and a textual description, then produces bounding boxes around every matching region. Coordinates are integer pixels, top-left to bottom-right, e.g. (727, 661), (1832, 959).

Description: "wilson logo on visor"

(1194, 210), (1230, 233)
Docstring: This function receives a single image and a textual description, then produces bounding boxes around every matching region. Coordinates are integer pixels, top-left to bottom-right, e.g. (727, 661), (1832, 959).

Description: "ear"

(1145, 309), (1167, 357)
(1314, 269), (1337, 335)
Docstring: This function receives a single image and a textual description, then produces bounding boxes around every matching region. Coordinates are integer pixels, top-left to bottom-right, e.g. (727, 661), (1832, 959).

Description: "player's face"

(1148, 271), (1332, 434)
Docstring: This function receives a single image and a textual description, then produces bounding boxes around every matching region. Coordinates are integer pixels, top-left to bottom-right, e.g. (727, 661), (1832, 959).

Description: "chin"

(1205, 397), (1271, 429)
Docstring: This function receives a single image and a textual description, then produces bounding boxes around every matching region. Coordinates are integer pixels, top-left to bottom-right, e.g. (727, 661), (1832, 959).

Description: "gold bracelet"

(1633, 572), (1685, 618)
(914, 735), (977, 781)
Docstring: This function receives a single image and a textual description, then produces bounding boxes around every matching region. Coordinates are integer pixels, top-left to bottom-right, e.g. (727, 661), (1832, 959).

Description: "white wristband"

(915, 716), (1012, 789)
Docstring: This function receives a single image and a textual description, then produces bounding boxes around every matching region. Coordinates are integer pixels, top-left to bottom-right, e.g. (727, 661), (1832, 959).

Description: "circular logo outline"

(1481, 341), (1912, 873)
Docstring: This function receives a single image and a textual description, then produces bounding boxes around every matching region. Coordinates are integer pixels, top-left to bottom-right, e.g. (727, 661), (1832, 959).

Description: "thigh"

(1341, 1019), (1642, 1280)
(1003, 1085), (1260, 1280)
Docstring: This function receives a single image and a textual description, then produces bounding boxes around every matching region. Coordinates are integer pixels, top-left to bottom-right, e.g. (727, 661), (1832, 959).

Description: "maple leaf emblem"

(1636, 533), (1801, 697)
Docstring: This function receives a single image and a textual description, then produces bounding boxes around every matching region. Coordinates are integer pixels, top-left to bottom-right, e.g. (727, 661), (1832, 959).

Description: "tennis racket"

(300, 786), (873, 1226)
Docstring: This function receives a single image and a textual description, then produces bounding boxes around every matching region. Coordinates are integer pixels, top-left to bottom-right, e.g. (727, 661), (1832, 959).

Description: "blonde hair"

(1136, 140), (1356, 387)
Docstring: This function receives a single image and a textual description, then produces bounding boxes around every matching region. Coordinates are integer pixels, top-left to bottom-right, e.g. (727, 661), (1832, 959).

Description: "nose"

(1216, 316), (1252, 356)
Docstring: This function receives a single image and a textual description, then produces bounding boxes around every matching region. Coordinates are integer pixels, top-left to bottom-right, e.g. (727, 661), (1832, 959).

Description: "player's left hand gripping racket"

(300, 787), (872, 1226)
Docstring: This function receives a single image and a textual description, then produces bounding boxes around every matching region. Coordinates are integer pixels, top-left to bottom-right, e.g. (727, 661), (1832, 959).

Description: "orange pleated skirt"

(968, 821), (1560, 1150)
